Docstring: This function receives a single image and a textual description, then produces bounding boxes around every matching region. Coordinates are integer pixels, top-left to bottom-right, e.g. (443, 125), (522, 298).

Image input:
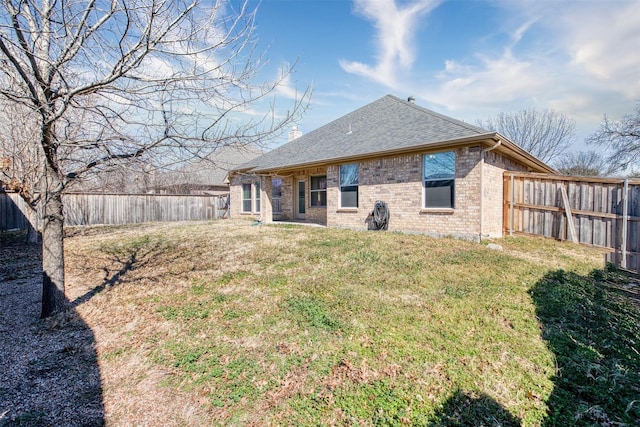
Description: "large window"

(242, 183), (252, 212)
(339, 164), (359, 208)
(423, 151), (455, 208)
(310, 175), (327, 207)
(272, 178), (282, 213)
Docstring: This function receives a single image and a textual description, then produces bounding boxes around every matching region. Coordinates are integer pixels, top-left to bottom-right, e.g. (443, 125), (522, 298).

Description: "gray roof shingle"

(237, 94), (493, 173)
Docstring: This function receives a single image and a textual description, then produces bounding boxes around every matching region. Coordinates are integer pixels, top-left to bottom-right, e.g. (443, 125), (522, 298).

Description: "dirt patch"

(0, 236), (103, 426)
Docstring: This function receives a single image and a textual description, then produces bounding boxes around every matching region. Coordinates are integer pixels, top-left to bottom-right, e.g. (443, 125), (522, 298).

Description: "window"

(254, 181), (261, 212)
(272, 178), (282, 213)
(310, 175), (327, 207)
(297, 180), (306, 215)
(242, 183), (252, 212)
(340, 164), (358, 208)
(423, 151), (455, 208)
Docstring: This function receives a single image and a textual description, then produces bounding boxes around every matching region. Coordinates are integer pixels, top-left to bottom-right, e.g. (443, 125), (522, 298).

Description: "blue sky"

(248, 0), (640, 151)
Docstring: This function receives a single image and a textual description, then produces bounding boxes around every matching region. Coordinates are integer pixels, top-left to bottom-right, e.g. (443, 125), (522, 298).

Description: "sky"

(247, 0), (640, 152)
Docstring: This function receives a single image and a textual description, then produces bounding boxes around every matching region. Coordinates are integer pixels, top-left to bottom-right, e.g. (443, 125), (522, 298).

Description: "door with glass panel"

(296, 180), (306, 219)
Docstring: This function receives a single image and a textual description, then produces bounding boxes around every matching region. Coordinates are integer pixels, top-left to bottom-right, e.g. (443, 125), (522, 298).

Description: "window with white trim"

(242, 183), (252, 212)
(339, 164), (358, 208)
(423, 151), (455, 208)
(310, 175), (327, 207)
(254, 181), (261, 212)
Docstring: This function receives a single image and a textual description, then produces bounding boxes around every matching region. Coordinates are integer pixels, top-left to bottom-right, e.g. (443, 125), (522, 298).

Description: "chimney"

(288, 126), (302, 142)
(407, 96), (416, 104)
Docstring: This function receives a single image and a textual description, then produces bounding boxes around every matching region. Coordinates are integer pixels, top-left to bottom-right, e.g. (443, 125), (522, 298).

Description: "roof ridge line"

(386, 94), (486, 134)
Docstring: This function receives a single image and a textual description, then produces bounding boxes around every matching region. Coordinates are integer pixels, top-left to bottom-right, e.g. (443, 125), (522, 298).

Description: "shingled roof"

(235, 94), (553, 174)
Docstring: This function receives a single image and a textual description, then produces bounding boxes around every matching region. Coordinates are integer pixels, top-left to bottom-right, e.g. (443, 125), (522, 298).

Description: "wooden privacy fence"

(0, 192), (230, 231)
(504, 172), (640, 271)
(0, 191), (32, 231)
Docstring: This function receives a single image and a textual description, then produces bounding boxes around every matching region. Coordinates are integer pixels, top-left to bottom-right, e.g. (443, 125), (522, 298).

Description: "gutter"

(247, 134), (496, 175)
(492, 133), (556, 174)
(242, 132), (555, 176)
(479, 138), (502, 241)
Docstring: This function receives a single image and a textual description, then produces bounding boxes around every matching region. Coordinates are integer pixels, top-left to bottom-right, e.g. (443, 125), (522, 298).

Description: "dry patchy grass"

(59, 220), (638, 426)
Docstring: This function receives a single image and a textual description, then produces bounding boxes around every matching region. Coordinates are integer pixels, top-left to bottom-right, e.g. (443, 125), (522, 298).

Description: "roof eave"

(242, 132), (555, 175)
(246, 134), (491, 174)
(491, 132), (557, 174)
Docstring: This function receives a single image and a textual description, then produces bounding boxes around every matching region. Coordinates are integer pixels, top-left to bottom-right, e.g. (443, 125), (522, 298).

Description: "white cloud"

(509, 17), (538, 48)
(429, 50), (546, 111)
(339, 0), (442, 87)
(308, 0), (640, 146)
(558, 1), (640, 99)
(137, 56), (177, 80)
(410, 0), (640, 141)
(425, 5), (548, 112)
(274, 63), (301, 100)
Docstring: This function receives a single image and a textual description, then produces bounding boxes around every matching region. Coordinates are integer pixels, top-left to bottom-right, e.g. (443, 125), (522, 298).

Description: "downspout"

(479, 139), (502, 242)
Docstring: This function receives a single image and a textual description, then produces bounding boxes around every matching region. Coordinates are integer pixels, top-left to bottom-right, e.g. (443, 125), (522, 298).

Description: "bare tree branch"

(477, 107), (576, 164)
(0, 0), (310, 317)
(555, 150), (621, 177)
(587, 101), (640, 171)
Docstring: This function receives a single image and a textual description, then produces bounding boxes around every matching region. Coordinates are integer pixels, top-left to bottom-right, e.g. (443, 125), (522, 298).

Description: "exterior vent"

(288, 126), (302, 142)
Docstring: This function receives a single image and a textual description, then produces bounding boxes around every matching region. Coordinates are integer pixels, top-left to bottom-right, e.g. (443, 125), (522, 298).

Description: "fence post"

(621, 179), (629, 269)
(509, 174), (515, 236)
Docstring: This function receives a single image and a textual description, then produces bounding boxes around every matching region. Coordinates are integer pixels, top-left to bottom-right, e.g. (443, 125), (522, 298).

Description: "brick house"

(229, 95), (555, 241)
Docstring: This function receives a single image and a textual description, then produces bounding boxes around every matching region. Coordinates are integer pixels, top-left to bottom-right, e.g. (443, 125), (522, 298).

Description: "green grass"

(66, 221), (640, 425)
(530, 266), (640, 425)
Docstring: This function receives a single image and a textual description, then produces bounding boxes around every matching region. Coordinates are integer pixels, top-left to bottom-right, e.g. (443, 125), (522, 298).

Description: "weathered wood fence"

(0, 192), (229, 231)
(504, 172), (640, 271)
(0, 191), (32, 231)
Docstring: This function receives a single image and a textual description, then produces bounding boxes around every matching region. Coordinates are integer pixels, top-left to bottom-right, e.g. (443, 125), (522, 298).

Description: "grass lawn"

(62, 220), (639, 426)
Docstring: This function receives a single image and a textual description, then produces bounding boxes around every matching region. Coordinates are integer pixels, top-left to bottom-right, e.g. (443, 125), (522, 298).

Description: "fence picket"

(1, 192), (229, 231)
(505, 172), (640, 272)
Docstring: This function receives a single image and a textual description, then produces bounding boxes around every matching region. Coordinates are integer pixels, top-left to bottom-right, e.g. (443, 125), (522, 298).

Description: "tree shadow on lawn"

(0, 236), (104, 426)
(69, 237), (166, 309)
(529, 267), (640, 426)
(69, 248), (139, 309)
(428, 390), (521, 426)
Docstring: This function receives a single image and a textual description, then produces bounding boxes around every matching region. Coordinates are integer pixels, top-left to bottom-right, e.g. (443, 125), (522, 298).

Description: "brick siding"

(482, 151), (529, 237)
(230, 147), (531, 240)
(325, 148), (481, 239)
(229, 174), (260, 221)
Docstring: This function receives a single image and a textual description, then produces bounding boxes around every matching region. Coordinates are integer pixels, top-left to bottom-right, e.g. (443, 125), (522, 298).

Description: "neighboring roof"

(176, 144), (264, 185)
(234, 94), (555, 174)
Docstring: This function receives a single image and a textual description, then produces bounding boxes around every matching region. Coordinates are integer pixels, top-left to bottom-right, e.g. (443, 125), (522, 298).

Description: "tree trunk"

(25, 204), (42, 245)
(40, 188), (66, 318)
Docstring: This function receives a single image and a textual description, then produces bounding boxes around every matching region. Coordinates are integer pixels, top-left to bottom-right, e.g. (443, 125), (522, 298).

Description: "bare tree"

(67, 159), (155, 193)
(587, 101), (640, 171)
(0, 0), (309, 317)
(0, 99), (43, 243)
(555, 150), (619, 177)
(477, 108), (576, 164)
